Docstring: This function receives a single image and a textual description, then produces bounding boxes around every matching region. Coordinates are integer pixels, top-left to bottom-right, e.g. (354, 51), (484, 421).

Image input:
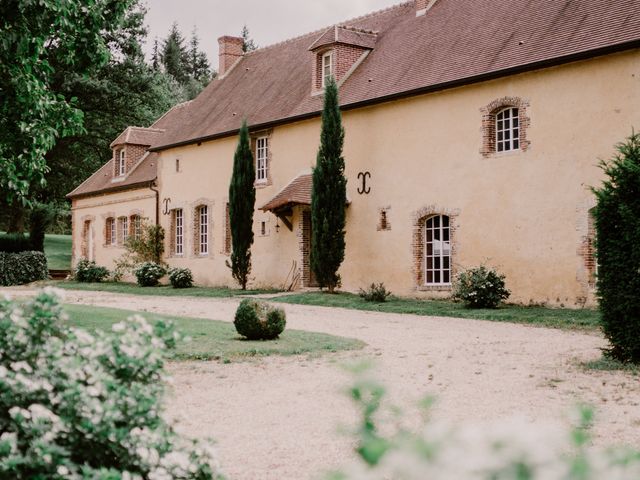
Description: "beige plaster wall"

(75, 48), (639, 305)
(71, 189), (156, 271)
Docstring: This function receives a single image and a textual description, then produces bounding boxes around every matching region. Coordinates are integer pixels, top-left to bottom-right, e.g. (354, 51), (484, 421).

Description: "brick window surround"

(412, 205), (460, 291)
(191, 201), (213, 256)
(480, 96), (531, 157)
(578, 207), (597, 289)
(251, 130), (273, 188)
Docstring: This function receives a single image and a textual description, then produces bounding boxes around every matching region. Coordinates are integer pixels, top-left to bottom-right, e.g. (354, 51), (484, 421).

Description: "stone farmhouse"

(68, 0), (640, 305)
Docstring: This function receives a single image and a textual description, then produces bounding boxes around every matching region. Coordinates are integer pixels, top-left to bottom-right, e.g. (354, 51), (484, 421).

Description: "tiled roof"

(110, 126), (165, 148)
(260, 173), (312, 212)
(308, 25), (378, 51)
(66, 152), (159, 199)
(149, 0), (640, 151)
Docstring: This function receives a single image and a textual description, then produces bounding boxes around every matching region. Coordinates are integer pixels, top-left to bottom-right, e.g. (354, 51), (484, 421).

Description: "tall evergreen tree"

(161, 23), (189, 83)
(241, 25), (258, 53)
(228, 121), (256, 290)
(593, 132), (640, 363)
(311, 78), (347, 293)
(188, 28), (211, 81)
(151, 37), (160, 71)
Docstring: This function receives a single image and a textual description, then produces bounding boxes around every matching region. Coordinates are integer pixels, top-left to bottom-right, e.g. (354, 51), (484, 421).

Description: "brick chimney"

(218, 36), (244, 77)
(416, 0), (437, 16)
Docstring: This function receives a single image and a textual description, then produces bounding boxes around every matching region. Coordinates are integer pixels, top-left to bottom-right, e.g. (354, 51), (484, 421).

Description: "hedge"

(0, 251), (48, 286)
(0, 234), (32, 253)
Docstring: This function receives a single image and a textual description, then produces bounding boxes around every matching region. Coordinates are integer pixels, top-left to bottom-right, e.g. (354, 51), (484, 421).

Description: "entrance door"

(301, 210), (318, 287)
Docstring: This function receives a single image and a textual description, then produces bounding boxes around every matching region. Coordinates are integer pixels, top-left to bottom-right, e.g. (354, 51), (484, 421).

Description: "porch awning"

(260, 173), (312, 212)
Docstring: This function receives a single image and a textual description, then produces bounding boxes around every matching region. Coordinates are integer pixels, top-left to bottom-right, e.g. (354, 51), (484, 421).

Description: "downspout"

(149, 181), (159, 225)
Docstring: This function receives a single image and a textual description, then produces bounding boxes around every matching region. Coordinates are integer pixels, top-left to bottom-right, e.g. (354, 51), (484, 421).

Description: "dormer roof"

(308, 25), (378, 51)
(110, 126), (165, 148)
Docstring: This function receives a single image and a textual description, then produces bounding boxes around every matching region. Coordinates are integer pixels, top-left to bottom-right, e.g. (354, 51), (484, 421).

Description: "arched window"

(424, 214), (451, 285)
(105, 217), (116, 246)
(496, 107), (519, 152)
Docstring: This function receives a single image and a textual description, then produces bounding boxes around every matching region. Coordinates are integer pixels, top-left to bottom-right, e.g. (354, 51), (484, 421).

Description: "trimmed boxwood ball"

(234, 299), (286, 340)
(134, 262), (166, 287)
(168, 267), (193, 288)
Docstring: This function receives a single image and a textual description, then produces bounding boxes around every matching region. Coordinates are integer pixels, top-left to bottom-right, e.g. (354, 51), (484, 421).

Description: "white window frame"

(255, 136), (268, 183)
(132, 215), (142, 240)
(496, 107), (520, 153)
(199, 206), (208, 255)
(119, 216), (128, 244)
(322, 51), (333, 88)
(118, 149), (126, 176)
(424, 215), (451, 286)
(106, 218), (116, 246)
(175, 209), (183, 255)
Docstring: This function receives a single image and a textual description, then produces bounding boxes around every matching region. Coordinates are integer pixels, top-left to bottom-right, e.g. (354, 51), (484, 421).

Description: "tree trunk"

(7, 204), (26, 233)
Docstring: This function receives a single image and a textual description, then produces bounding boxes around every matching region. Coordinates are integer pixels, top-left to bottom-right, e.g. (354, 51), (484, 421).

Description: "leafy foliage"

(359, 283), (392, 303)
(28, 203), (56, 252)
(593, 132), (640, 363)
(114, 222), (165, 281)
(73, 259), (109, 283)
(0, 234), (32, 254)
(227, 121), (256, 290)
(0, 290), (222, 478)
(331, 365), (640, 479)
(0, 252), (48, 286)
(134, 262), (167, 287)
(311, 78), (347, 293)
(169, 268), (194, 289)
(0, 0), (134, 203)
(452, 265), (510, 309)
(234, 299), (286, 340)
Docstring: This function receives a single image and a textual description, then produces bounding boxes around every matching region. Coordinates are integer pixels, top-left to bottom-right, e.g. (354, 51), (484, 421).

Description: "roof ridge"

(128, 126), (165, 132)
(244, 1), (411, 56)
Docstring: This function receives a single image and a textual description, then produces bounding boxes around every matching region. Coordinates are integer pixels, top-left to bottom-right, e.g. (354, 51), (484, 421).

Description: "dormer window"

(322, 51), (333, 88)
(117, 149), (126, 176)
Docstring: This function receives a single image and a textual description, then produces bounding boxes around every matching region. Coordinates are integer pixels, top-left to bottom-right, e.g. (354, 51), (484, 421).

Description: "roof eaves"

(67, 179), (155, 200)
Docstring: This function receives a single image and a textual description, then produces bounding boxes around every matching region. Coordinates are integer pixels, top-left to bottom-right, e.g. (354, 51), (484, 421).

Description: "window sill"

(417, 284), (452, 292)
(254, 180), (271, 188)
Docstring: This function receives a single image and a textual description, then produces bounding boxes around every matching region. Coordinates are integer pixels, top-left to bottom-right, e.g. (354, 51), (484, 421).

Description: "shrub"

(234, 299), (286, 340)
(113, 222), (165, 281)
(0, 289), (221, 479)
(593, 132), (640, 362)
(73, 259), (109, 283)
(334, 365), (640, 479)
(134, 262), (166, 287)
(28, 203), (55, 252)
(169, 267), (194, 289)
(359, 283), (392, 302)
(0, 233), (32, 253)
(0, 251), (48, 286)
(453, 265), (510, 308)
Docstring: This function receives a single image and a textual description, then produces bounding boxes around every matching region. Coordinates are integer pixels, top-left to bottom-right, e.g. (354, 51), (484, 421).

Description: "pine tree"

(311, 78), (347, 293)
(228, 121), (256, 290)
(188, 27), (211, 81)
(593, 132), (640, 363)
(151, 38), (160, 71)
(241, 25), (258, 53)
(161, 22), (189, 83)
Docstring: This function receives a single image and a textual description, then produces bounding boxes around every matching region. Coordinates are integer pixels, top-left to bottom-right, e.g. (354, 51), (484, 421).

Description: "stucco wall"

(71, 189), (156, 271)
(74, 48), (640, 305)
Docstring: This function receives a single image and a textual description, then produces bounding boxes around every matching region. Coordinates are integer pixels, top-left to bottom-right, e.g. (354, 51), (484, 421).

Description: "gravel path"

(4, 287), (640, 480)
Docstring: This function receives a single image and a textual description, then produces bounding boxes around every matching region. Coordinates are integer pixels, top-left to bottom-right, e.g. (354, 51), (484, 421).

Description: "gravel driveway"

(3, 287), (640, 480)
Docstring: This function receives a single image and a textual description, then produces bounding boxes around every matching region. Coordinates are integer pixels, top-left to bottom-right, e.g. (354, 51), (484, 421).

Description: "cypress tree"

(311, 78), (347, 293)
(593, 132), (640, 363)
(228, 121), (256, 290)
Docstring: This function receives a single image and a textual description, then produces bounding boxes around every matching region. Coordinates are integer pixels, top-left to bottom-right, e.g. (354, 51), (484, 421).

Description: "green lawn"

(62, 304), (364, 361)
(55, 280), (282, 297)
(273, 292), (600, 331)
(44, 234), (72, 270)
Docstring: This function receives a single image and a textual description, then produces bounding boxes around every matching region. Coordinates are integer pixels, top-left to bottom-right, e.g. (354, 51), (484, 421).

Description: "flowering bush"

(331, 365), (640, 480)
(234, 299), (286, 340)
(134, 262), (166, 287)
(169, 268), (194, 289)
(452, 265), (510, 308)
(73, 259), (109, 283)
(0, 289), (223, 479)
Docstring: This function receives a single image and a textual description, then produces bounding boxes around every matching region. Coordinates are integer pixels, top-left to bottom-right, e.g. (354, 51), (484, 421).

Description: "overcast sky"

(143, 0), (400, 67)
